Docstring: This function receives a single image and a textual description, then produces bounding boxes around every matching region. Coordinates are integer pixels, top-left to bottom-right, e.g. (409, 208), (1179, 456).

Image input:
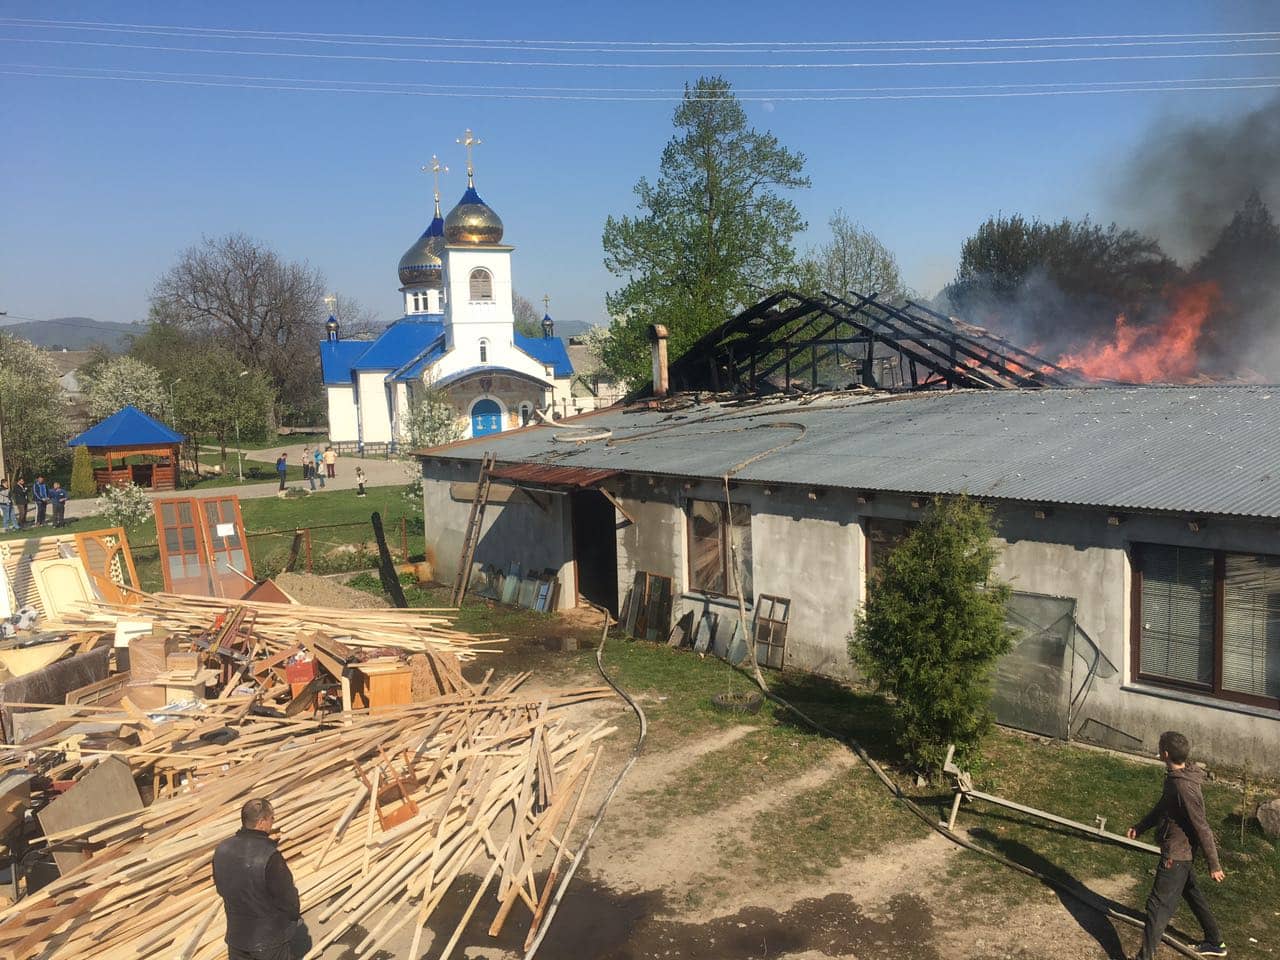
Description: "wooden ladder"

(450, 452), (496, 606)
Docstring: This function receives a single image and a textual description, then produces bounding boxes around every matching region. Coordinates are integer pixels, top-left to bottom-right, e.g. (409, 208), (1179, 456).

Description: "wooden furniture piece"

(350, 660), (413, 710)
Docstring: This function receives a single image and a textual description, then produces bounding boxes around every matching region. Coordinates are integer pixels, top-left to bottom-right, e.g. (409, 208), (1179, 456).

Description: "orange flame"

(1058, 282), (1219, 383)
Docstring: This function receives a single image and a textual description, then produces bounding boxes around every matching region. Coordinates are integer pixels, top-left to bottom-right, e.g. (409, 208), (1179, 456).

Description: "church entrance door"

(471, 399), (502, 437)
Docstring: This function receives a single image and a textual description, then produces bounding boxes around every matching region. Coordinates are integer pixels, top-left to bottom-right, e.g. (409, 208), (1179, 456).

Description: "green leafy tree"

(851, 497), (1015, 772)
(172, 351), (275, 472)
(84, 355), (167, 422)
(943, 214), (1180, 349)
(69, 445), (96, 498)
(799, 209), (908, 303)
(601, 76), (809, 382)
(513, 291), (544, 338)
(0, 333), (69, 479)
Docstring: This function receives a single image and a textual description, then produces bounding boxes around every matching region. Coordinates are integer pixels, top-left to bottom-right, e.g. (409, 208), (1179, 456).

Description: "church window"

(469, 268), (494, 301)
(479, 339), (489, 363)
(519, 402), (533, 426)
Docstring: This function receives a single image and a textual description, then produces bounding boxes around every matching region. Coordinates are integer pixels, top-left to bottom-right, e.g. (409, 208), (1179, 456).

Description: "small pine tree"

(69, 445), (96, 499)
(851, 496), (1015, 772)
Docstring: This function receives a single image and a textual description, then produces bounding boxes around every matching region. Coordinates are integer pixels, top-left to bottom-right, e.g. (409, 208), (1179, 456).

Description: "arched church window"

(479, 339), (489, 363)
(469, 268), (493, 301)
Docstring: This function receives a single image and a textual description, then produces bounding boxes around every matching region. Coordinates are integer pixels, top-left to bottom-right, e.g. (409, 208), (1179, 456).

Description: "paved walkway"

(55, 445), (413, 522)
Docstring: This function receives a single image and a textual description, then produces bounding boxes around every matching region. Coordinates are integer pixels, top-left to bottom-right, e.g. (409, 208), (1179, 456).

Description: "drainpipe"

(648, 324), (669, 398)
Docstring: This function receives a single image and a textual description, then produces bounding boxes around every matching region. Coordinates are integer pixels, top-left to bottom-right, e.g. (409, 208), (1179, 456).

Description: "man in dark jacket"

(32, 475), (49, 526)
(12, 477), (29, 528)
(213, 798), (301, 960)
(1127, 731), (1226, 959)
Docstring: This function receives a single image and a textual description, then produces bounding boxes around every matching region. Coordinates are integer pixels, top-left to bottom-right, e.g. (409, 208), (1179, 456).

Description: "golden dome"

(444, 186), (504, 245)
(398, 215), (445, 288)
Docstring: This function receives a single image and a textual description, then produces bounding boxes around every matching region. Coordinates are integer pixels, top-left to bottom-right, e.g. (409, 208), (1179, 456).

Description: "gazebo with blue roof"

(68, 405), (185, 491)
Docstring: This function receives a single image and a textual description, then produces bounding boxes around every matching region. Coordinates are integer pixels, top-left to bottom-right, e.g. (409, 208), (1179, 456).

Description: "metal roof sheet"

(514, 332), (573, 378)
(350, 318), (445, 371)
(68, 405), (184, 448)
(415, 385), (1280, 519)
(489, 463), (618, 488)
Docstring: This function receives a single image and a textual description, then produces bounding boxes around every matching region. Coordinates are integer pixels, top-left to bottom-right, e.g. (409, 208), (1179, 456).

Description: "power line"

(3, 19), (1280, 55)
(3, 16), (1279, 48)
(6, 67), (1280, 102)
(7, 62), (1280, 96)
(8, 35), (1280, 70)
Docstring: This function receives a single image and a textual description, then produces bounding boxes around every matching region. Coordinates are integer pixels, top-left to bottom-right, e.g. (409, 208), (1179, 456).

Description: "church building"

(321, 131), (573, 449)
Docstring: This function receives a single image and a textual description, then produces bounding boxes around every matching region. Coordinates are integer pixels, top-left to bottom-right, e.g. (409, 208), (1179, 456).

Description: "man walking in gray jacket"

(1127, 730), (1226, 959)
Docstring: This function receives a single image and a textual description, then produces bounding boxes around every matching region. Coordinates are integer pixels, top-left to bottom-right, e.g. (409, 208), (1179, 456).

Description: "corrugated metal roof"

(489, 463), (618, 488)
(320, 340), (371, 385)
(68, 405), (183, 447)
(514, 332), (573, 378)
(351, 318), (445, 371)
(415, 385), (1280, 519)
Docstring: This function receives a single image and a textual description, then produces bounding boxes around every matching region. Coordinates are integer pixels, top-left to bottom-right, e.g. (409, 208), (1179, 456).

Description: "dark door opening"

(571, 490), (619, 617)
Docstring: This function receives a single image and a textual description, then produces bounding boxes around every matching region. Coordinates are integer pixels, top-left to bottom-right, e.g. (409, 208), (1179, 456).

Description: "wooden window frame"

(685, 498), (751, 602)
(469, 268), (493, 301)
(1131, 542), (1280, 711)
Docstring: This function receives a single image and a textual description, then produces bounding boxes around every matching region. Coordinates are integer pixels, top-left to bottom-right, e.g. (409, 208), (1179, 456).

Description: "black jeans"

(228, 946), (289, 960)
(1138, 858), (1222, 959)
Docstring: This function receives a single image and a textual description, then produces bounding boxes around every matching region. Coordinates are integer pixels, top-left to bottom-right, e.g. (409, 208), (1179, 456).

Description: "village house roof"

(68, 405), (184, 448)
(414, 384), (1280, 520)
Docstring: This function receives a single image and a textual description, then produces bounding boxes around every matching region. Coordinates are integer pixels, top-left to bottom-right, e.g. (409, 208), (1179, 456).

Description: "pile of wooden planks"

(58, 592), (496, 658)
(0, 676), (614, 960)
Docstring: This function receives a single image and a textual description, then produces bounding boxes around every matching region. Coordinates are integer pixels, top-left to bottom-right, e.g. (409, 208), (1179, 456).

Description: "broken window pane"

(687, 500), (753, 600)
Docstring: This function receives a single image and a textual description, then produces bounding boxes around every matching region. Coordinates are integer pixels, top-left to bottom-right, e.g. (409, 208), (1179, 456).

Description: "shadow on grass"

(762, 669), (908, 767)
(969, 827), (1131, 958)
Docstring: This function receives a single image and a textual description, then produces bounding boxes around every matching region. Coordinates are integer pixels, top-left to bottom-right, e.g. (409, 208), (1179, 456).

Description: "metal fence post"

(400, 516), (408, 561)
(304, 528), (313, 572)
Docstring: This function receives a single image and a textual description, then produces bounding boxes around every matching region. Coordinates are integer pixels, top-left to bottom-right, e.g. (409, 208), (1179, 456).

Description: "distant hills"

(0, 317), (140, 351)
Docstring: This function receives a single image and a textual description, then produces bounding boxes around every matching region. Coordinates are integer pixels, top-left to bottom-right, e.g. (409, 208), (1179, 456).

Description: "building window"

(519, 402), (533, 426)
(1133, 543), (1280, 707)
(469, 268), (493, 301)
(865, 517), (918, 582)
(687, 499), (752, 600)
(479, 339), (489, 363)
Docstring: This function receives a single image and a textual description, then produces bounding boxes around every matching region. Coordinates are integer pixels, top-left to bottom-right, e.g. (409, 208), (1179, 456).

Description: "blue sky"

(1, 0), (1277, 333)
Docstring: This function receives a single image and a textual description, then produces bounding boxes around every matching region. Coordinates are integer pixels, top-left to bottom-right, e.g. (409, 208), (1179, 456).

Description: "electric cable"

(522, 602), (647, 960)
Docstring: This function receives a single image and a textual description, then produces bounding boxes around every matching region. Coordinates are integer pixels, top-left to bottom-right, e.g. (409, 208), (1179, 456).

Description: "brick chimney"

(648, 324), (669, 398)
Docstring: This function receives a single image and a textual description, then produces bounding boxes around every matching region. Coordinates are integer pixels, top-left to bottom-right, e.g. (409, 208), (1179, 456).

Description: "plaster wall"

(421, 461), (574, 610)
(325, 385), (359, 444)
(445, 375), (548, 436)
(355, 372), (392, 444)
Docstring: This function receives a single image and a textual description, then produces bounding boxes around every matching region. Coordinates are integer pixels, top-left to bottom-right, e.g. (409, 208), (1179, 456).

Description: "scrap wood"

(0, 678), (616, 960)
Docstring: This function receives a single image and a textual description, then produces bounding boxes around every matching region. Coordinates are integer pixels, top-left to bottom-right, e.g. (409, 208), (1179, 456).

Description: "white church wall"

(356, 371), (393, 444)
(325, 384), (359, 444)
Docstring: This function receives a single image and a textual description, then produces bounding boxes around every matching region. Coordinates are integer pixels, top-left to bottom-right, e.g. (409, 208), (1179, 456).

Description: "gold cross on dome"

(542, 294), (551, 313)
(456, 128), (482, 186)
(422, 154), (448, 213)
(323, 294), (337, 314)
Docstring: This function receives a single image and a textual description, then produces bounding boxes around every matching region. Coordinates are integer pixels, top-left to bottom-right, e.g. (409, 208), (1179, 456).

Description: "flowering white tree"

(85, 356), (168, 422)
(96, 483), (154, 528)
(0, 333), (69, 477)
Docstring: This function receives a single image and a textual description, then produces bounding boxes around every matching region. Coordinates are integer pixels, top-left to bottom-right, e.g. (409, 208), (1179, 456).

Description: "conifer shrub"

(850, 496), (1015, 772)
(69, 445), (96, 499)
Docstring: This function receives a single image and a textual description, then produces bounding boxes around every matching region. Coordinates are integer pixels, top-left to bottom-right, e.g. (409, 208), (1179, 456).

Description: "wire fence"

(129, 517), (426, 593)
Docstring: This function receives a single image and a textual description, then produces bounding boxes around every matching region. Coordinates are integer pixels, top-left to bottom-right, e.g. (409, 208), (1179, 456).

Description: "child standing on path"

(1126, 730), (1227, 959)
(275, 453), (288, 495)
(313, 447), (325, 488)
(323, 446), (336, 479)
(355, 466), (366, 497)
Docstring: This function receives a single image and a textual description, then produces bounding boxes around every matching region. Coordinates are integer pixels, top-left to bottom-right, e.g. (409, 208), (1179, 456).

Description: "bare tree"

(149, 234), (328, 424)
(802, 210), (908, 303)
(512, 291), (543, 338)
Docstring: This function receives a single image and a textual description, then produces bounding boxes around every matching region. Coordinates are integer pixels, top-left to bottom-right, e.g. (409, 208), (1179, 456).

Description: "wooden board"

(37, 756), (142, 874)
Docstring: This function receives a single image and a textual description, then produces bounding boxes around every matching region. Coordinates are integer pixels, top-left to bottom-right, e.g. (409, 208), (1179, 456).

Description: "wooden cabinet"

(351, 661), (412, 711)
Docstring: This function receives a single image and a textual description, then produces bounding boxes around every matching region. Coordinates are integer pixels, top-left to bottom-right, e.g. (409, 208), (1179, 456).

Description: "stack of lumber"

(0, 676), (614, 960)
(60, 592), (496, 658)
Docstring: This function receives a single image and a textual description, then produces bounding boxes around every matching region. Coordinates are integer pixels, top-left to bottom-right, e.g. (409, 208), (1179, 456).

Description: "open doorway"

(570, 490), (619, 617)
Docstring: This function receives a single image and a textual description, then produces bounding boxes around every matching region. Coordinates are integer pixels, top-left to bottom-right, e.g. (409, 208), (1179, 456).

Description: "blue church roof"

(321, 339), (371, 385)
(68, 405), (184, 448)
(351, 318), (446, 371)
(392, 336), (448, 382)
(515, 332), (574, 378)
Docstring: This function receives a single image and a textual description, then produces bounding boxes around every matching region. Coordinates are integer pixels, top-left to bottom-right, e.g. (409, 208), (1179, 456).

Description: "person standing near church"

(32, 475), (50, 526)
(0, 479), (15, 532)
(49, 481), (68, 527)
(12, 477), (29, 528)
(313, 447), (326, 487)
(275, 454), (288, 495)
(323, 446), (336, 479)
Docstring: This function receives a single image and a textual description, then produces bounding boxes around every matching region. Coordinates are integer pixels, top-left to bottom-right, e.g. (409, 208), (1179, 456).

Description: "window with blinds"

(1135, 543), (1280, 707)
(1137, 545), (1215, 687)
(1223, 553), (1280, 700)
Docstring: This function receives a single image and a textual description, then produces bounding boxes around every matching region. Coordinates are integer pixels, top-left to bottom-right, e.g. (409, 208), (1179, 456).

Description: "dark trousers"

(17, 503), (27, 526)
(278, 473), (286, 491)
(1138, 859), (1222, 959)
(229, 945), (290, 960)
(52, 502), (65, 526)
(326, 463), (335, 478)
(36, 501), (47, 524)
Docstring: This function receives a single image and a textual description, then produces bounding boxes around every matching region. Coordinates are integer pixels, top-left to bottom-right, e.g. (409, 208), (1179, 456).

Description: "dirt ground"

(296, 629), (1191, 960)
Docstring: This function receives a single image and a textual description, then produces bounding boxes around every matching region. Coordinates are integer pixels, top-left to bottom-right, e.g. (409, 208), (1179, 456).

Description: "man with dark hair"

(213, 798), (301, 960)
(32, 475), (49, 526)
(1127, 731), (1227, 959)
(275, 454), (288, 496)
